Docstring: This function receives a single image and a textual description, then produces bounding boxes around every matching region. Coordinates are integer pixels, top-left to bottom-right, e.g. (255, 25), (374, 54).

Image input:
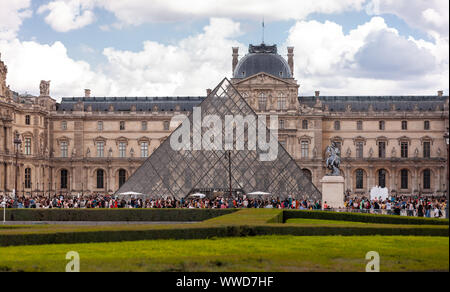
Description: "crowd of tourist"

(340, 195), (447, 218)
(0, 193), (447, 218)
(0, 193), (321, 210)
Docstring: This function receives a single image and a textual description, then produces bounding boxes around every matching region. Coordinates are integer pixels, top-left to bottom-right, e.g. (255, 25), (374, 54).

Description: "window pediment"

(330, 136), (343, 145)
(115, 136), (129, 145)
(353, 136), (366, 145)
(420, 136), (434, 145)
(298, 135), (312, 143)
(376, 136), (389, 145)
(21, 131), (34, 138)
(56, 136), (71, 146)
(138, 136), (150, 144)
(397, 136), (411, 145)
(94, 136), (107, 145)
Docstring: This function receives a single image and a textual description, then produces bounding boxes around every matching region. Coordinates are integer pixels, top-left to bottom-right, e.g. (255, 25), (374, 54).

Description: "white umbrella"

(189, 193), (206, 198)
(247, 191), (271, 196)
(118, 191), (143, 196)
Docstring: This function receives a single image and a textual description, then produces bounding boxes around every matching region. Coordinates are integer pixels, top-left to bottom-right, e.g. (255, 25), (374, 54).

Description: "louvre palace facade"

(0, 44), (448, 198)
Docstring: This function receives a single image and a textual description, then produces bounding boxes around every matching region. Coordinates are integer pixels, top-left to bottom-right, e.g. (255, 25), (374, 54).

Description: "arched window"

(259, 93), (267, 111)
(97, 169), (104, 189)
(118, 169), (127, 188)
(401, 169), (408, 189)
(423, 169), (431, 189)
(378, 169), (387, 188)
(302, 169), (312, 181)
(356, 169), (364, 189)
(60, 169), (68, 189)
(24, 168), (32, 189)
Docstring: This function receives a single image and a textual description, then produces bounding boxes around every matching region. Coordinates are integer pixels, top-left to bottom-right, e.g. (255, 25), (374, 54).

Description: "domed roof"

(233, 44), (292, 79)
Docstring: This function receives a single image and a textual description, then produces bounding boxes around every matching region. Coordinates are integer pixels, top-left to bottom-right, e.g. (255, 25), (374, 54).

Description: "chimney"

(315, 91), (320, 97)
(287, 47), (294, 76)
(85, 89), (91, 98)
(232, 47), (239, 74)
(438, 90), (443, 97)
(206, 88), (212, 96)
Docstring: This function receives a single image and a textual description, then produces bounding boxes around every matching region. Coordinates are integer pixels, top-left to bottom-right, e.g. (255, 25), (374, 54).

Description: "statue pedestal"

(320, 176), (345, 209)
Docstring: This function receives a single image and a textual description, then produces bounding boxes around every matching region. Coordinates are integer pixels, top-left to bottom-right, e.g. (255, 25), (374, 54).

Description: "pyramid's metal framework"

(117, 79), (321, 200)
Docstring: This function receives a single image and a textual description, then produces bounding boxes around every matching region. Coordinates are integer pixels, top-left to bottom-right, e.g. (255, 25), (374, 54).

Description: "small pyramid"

(117, 78), (321, 200)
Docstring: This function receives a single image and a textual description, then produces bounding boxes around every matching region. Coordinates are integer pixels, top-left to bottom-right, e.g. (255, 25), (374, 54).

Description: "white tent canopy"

(247, 191), (271, 196)
(117, 191), (143, 196)
(188, 193), (206, 198)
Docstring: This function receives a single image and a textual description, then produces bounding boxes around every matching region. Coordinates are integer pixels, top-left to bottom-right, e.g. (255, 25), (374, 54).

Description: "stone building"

(0, 44), (448, 197)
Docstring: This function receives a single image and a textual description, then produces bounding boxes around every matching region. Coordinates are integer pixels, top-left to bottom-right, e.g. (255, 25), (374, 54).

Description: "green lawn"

(0, 235), (447, 272)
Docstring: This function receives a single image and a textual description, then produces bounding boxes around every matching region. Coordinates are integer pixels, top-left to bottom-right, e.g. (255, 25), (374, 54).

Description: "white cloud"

(0, 0), (32, 40)
(0, 18), (244, 98)
(366, 0), (449, 37)
(37, 0), (366, 31)
(285, 17), (449, 95)
(102, 18), (244, 96)
(1, 16), (448, 100)
(37, 0), (96, 32)
(0, 38), (110, 98)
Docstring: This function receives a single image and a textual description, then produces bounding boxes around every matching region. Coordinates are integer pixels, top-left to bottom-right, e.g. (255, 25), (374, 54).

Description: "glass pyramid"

(117, 78), (322, 201)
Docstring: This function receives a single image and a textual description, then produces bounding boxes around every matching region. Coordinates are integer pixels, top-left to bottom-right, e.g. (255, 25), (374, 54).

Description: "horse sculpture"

(326, 142), (341, 176)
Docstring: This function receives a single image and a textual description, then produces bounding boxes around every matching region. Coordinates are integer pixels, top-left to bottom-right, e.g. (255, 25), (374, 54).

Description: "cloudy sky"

(0, 0), (448, 100)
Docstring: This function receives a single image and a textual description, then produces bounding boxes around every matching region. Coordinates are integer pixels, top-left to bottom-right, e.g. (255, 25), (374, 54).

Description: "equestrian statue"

(325, 142), (341, 176)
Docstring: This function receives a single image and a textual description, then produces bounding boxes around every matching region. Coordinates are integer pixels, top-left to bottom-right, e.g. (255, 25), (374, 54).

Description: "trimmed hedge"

(283, 210), (449, 225)
(0, 224), (447, 247)
(4, 209), (236, 222)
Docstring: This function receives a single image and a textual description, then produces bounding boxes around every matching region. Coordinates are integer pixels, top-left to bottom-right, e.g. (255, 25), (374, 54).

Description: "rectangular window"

(279, 119), (285, 129)
(163, 121), (170, 131)
(334, 121), (340, 131)
(401, 121), (408, 130)
(61, 141), (68, 158)
(357, 121), (363, 131)
(277, 97), (286, 110)
(356, 142), (364, 158)
(142, 121), (147, 131)
(25, 168), (32, 189)
(378, 142), (386, 158)
(302, 120), (308, 130)
(401, 142), (408, 158)
(301, 141), (309, 158)
(423, 141), (431, 158)
(25, 115), (30, 125)
(24, 138), (32, 155)
(61, 121), (67, 130)
(379, 121), (385, 130)
(141, 142), (149, 157)
(120, 121), (125, 131)
(424, 121), (430, 130)
(119, 142), (126, 158)
(97, 142), (104, 158)
(97, 121), (103, 131)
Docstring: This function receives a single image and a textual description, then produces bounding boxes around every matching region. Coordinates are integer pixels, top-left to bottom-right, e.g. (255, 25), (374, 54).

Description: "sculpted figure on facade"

(40, 80), (50, 96)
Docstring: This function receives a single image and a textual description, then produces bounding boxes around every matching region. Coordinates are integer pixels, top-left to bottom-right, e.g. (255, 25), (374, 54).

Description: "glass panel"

(117, 79), (321, 200)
